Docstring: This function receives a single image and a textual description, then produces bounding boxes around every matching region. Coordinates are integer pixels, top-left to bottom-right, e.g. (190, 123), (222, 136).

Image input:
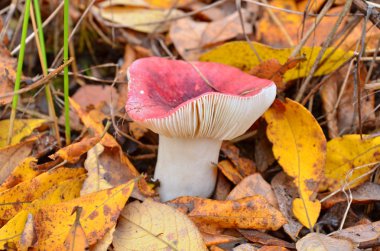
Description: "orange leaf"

(50, 136), (101, 163)
(217, 160), (243, 185)
(188, 196), (286, 230)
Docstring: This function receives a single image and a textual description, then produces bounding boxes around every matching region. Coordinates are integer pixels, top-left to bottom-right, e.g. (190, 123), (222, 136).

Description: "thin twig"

(295, 0), (354, 102)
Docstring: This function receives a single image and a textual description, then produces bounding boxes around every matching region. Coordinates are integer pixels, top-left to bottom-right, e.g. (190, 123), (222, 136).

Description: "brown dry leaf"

(331, 220), (380, 245)
(0, 138), (35, 185)
(264, 98), (326, 228)
(255, 122), (275, 173)
(217, 160), (243, 185)
(322, 182), (380, 209)
(0, 167), (85, 220)
(320, 64), (375, 138)
(188, 196), (286, 230)
(201, 231), (240, 247)
(239, 229), (295, 250)
(0, 157), (41, 192)
(249, 57), (305, 92)
(221, 142), (256, 177)
(62, 84), (118, 130)
(63, 207), (89, 251)
(113, 199), (207, 251)
(35, 180), (134, 250)
(0, 119), (45, 147)
(271, 172), (303, 240)
(94, 5), (184, 33)
(50, 136), (101, 163)
(296, 233), (355, 251)
(81, 143), (112, 195)
(0, 44), (17, 105)
(227, 173), (278, 209)
(169, 11), (252, 60)
(213, 172), (232, 201)
(324, 134), (380, 191)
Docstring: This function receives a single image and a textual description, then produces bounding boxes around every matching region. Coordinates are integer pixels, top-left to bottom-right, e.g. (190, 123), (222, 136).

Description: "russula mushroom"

(126, 57), (276, 201)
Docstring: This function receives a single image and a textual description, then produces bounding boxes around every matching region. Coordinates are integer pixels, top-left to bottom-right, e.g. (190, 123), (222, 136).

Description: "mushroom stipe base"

(154, 135), (222, 201)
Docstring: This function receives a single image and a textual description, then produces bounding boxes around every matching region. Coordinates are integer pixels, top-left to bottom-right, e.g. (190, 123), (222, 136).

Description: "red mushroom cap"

(126, 57), (276, 139)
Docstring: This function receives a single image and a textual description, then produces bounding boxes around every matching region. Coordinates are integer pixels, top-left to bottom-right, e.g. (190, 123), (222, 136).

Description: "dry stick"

(29, 2), (61, 147)
(294, 0), (354, 102)
(236, 0), (262, 62)
(365, 39), (380, 85)
(290, 0), (335, 58)
(50, 0), (99, 68)
(353, 0), (380, 28)
(11, 1), (64, 56)
(260, 0), (294, 46)
(0, 58), (73, 99)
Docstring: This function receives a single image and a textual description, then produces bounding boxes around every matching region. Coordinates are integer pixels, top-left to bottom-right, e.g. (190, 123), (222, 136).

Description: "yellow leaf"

(292, 199), (321, 228)
(0, 157), (41, 192)
(0, 119), (45, 147)
(325, 135), (380, 191)
(199, 41), (353, 82)
(94, 6), (183, 33)
(35, 180), (134, 250)
(264, 98), (326, 228)
(113, 199), (207, 251)
(26, 175), (86, 214)
(81, 143), (112, 195)
(0, 167), (85, 220)
(0, 211), (30, 250)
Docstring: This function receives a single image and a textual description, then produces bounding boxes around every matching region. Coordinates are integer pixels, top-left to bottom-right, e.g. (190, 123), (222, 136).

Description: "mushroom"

(126, 57), (276, 201)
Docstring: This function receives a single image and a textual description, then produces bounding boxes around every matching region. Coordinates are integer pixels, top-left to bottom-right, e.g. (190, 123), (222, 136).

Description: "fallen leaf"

(0, 167), (85, 220)
(217, 160), (243, 185)
(258, 246), (289, 251)
(95, 5), (184, 33)
(296, 233), (355, 251)
(249, 57), (305, 91)
(201, 231), (240, 247)
(18, 212), (34, 251)
(188, 196), (286, 230)
(213, 172), (232, 201)
(63, 207), (89, 251)
(0, 119), (45, 147)
(227, 173), (278, 209)
(0, 157), (41, 192)
(200, 41), (353, 83)
(0, 211), (29, 250)
(239, 229), (295, 249)
(221, 142), (256, 177)
(35, 180), (134, 249)
(264, 98), (326, 228)
(0, 44), (17, 105)
(144, 0), (193, 8)
(129, 122), (148, 140)
(0, 138), (35, 185)
(81, 143), (112, 195)
(271, 172), (303, 240)
(170, 12), (252, 60)
(331, 220), (380, 245)
(325, 134), (380, 191)
(113, 199), (207, 250)
(233, 243), (258, 251)
(321, 182), (380, 208)
(320, 63), (375, 138)
(50, 136), (101, 163)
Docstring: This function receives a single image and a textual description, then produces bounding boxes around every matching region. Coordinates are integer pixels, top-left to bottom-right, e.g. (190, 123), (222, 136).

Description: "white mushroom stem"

(154, 135), (222, 201)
